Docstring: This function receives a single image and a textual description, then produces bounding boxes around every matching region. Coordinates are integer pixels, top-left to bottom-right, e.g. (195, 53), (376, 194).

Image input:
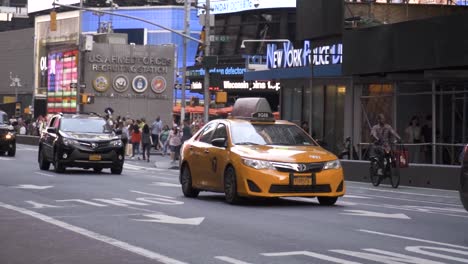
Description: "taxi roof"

(225, 97), (294, 125)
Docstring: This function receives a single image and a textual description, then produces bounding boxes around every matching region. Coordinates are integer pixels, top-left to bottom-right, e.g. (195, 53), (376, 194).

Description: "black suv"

(38, 113), (125, 174)
(0, 111), (15, 156)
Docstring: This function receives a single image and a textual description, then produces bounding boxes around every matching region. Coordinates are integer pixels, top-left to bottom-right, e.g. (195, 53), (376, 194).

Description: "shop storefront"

(245, 38), (349, 154)
(344, 13), (468, 165)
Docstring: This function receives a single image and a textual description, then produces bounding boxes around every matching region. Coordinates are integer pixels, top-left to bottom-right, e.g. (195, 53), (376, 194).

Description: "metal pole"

(203, 0), (211, 123)
(77, 0), (83, 114)
(432, 80), (436, 164)
(181, 0), (190, 122)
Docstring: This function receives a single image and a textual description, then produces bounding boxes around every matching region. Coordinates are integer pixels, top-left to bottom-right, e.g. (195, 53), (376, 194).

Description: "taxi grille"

(269, 184), (331, 193)
(273, 162), (324, 173)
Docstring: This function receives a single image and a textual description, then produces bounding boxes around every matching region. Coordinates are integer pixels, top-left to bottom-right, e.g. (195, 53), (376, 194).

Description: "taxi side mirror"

(47, 127), (57, 134)
(211, 137), (227, 148)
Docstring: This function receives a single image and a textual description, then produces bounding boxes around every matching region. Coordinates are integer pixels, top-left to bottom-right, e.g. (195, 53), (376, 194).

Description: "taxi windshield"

(60, 118), (112, 133)
(231, 123), (317, 146)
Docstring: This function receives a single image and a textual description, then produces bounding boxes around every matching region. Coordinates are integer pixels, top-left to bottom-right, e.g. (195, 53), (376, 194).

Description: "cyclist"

(370, 114), (401, 175)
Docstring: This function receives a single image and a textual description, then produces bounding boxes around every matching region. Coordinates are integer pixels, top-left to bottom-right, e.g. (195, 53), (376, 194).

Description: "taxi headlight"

(242, 158), (274, 170)
(111, 139), (123, 147)
(323, 159), (341, 170)
(63, 138), (79, 146)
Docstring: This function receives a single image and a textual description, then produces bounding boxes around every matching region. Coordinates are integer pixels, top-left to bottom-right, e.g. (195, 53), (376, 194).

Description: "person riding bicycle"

(370, 114), (401, 174)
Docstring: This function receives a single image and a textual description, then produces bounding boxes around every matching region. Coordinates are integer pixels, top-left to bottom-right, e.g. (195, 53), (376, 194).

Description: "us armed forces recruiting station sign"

(83, 43), (175, 125)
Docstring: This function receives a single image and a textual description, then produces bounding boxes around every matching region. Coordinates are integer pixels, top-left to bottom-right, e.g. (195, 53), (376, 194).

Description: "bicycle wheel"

(369, 159), (381, 187)
(390, 164), (400, 188)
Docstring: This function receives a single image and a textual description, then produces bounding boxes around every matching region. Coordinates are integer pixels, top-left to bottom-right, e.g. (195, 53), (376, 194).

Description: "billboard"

(197, 0), (296, 15)
(28, 0), (79, 13)
(47, 50), (78, 113)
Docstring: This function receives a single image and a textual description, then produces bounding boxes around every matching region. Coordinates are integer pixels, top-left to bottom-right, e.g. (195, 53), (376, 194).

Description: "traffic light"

(81, 94), (95, 104)
(50, 11), (57, 32)
(15, 102), (21, 117)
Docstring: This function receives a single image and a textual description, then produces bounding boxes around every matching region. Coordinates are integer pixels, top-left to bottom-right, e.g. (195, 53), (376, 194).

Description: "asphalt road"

(0, 144), (467, 264)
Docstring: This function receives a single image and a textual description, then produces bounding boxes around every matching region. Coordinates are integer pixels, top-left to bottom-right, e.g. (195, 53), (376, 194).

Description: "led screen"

(47, 50), (78, 114)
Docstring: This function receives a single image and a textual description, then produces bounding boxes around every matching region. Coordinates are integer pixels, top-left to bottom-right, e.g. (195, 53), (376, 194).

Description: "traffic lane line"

(0, 201), (188, 264)
(345, 192), (464, 208)
(34, 172), (56, 177)
(346, 182), (459, 199)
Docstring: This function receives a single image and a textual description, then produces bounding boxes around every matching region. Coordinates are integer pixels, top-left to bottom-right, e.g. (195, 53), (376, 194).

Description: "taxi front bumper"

(236, 165), (345, 198)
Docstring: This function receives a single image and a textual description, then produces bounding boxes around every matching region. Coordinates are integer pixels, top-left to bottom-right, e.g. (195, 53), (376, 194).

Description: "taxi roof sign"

(231, 97), (273, 121)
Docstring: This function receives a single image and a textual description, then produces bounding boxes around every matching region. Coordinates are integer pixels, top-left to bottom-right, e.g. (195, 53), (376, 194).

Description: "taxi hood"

(232, 145), (337, 163)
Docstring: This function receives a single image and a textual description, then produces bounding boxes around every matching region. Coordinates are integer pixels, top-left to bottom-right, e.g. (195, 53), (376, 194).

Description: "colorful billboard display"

(47, 50), (78, 114)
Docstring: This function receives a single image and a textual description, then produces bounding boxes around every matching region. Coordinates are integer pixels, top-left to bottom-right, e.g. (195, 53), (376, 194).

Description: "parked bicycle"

(369, 141), (407, 188)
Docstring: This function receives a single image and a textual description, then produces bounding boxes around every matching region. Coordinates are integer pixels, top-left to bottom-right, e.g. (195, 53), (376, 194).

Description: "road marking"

(214, 256), (254, 264)
(348, 185), (458, 199)
(353, 202), (468, 219)
(341, 210), (411, 219)
(405, 246), (468, 263)
(134, 214), (204, 225)
(93, 198), (149, 207)
(130, 190), (175, 199)
(359, 229), (468, 250)
(343, 195), (371, 199)
(35, 172), (56, 177)
(331, 248), (444, 264)
(151, 182), (181, 187)
(56, 199), (108, 207)
(348, 192), (463, 207)
(0, 202), (188, 264)
(11, 184), (54, 190)
(262, 251), (361, 264)
(0, 157), (13, 161)
(347, 180), (460, 193)
(25, 201), (63, 209)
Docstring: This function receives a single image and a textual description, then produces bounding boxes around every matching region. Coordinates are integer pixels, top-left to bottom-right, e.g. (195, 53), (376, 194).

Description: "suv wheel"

(111, 166), (123, 175)
(7, 143), (15, 157)
(54, 151), (65, 173)
(38, 147), (50, 171)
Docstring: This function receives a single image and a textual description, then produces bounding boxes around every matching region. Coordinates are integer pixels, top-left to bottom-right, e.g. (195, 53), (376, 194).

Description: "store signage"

(190, 81), (280, 91)
(266, 41), (343, 69)
(88, 54), (172, 74)
(188, 67), (246, 77)
(197, 0), (296, 15)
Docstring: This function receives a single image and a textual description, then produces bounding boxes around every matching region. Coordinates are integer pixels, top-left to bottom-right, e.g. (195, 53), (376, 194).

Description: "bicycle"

(369, 142), (402, 188)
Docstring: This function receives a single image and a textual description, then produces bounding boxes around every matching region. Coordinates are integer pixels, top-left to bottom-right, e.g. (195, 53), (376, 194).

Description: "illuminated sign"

(47, 50), (78, 114)
(197, 0), (296, 15)
(266, 41), (343, 69)
(191, 81), (280, 91)
(187, 67), (246, 77)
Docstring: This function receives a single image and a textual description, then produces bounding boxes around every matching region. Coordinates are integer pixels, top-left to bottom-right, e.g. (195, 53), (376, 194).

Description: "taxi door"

(205, 123), (230, 190)
(190, 123), (217, 188)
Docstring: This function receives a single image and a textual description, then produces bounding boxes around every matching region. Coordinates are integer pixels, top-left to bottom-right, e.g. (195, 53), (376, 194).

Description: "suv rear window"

(60, 118), (111, 133)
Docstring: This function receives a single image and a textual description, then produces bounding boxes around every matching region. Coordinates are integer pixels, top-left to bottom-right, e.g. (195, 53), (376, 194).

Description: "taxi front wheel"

(224, 166), (241, 204)
(181, 165), (199, 198)
(318, 196), (338, 206)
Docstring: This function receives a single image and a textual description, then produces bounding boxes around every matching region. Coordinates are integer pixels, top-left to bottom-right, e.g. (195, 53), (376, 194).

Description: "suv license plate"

(89, 154), (102, 161)
(293, 177), (312, 186)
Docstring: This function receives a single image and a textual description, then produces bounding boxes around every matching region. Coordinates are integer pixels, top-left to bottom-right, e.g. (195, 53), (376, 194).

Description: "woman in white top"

(167, 126), (182, 163)
(405, 116), (422, 163)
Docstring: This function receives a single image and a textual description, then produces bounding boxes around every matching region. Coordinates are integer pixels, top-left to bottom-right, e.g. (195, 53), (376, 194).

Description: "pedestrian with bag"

(168, 126), (182, 163)
(159, 125), (170, 156)
(151, 116), (163, 151)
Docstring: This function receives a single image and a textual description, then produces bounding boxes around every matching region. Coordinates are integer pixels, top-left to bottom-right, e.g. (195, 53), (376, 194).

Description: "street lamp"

(240, 39), (292, 49)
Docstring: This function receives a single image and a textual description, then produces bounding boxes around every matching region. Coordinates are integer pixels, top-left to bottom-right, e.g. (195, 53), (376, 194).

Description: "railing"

(355, 142), (465, 165)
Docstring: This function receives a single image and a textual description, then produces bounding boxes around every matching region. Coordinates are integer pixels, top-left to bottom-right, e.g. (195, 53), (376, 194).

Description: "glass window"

(60, 118), (110, 133)
(0, 113), (7, 124)
(231, 123), (317, 146)
(199, 123), (217, 143)
(212, 124), (227, 139)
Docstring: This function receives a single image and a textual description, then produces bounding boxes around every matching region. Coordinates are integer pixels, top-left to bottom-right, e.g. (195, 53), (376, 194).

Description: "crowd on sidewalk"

(112, 115), (201, 164)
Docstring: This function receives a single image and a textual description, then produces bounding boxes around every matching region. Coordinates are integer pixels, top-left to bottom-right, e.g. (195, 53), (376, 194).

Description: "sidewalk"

(125, 149), (179, 170)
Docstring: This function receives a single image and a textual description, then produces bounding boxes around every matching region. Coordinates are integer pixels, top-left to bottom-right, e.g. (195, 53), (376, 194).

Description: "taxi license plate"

(89, 154), (102, 161)
(293, 177), (312, 186)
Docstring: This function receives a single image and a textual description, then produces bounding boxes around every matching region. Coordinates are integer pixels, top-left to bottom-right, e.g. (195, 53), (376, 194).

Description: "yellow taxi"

(179, 98), (345, 205)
